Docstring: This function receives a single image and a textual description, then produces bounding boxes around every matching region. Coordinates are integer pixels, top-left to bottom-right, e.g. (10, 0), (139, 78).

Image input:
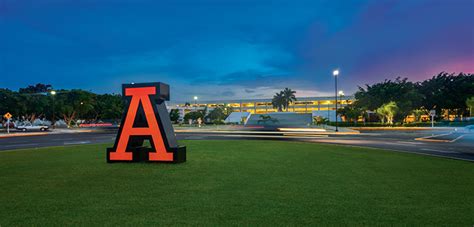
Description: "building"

(168, 95), (355, 122)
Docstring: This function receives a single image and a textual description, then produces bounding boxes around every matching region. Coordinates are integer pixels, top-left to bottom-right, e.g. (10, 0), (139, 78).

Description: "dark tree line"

(0, 84), (123, 126)
(340, 72), (474, 123)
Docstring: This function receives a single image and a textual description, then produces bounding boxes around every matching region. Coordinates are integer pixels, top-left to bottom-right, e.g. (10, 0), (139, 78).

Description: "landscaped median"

(0, 140), (473, 225)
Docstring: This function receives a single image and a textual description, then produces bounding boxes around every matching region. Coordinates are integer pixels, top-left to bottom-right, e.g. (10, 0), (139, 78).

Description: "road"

(0, 128), (473, 162)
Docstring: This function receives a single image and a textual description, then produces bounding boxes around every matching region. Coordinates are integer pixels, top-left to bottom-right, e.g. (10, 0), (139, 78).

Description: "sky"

(0, 0), (473, 102)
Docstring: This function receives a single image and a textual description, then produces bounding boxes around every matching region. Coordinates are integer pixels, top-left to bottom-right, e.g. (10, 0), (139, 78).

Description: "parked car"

(16, 123), (49, 132)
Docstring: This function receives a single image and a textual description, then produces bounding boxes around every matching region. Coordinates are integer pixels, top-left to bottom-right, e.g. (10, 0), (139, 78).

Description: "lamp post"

(50, 90), (57, 129)
(193, 96), (198, 110)
(338, 90), (344, 97)
(333, 70), (339, 132)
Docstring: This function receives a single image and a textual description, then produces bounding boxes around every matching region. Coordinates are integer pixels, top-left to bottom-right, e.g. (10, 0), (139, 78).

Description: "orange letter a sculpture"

(107, 82), (186, 163)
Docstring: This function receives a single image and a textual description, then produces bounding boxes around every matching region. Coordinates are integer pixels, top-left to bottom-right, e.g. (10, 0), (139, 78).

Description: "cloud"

(1, 0), (472, 100)
(220, 91), (235, 97)
(245, 89), (255, 93)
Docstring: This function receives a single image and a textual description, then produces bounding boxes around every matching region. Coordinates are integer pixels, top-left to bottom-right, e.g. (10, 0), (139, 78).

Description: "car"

(16, 123), (49, 132)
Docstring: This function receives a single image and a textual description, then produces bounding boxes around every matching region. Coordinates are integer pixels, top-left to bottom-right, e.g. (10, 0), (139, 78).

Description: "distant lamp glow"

(193, 96), (198, 100)
(338, 90), (344, 96)
(50, 90), (57, 95)
(332, 69), (340, 132)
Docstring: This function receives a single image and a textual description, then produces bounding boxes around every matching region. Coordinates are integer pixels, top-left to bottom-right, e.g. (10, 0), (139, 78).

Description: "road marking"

(283, 133), (328, 138)
(64, 141), (91, 145)
(415, 133), (467, 143)
(450, 135), (466, 142)
(3, 143), (39, 147)
(184, 136), (206, 139)
(420, 148), (459, 154)
(176, 130), (355, 135)
(397, 141), (425, 145)
(417, 132), (453, 139)
(413, 132), (469, 143)
(52, 138), (76, 141)
(219, 134), (328, 139)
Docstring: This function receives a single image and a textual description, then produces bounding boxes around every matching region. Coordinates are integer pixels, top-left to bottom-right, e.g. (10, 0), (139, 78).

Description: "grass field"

(0, 140), (473, 225)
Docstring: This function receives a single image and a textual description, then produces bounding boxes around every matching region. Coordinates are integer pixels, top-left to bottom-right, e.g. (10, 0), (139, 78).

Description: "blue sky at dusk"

(1, 0), (473, 102)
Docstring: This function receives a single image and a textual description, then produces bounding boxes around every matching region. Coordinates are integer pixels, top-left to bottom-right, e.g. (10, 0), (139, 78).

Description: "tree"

(95, 94), (123, 120)
(169, 109), (180, 123)
(223, 104), (234, 117)
(282, 88), (297, 111)
(466, 97), (474, 117)
(184, 111), (204, 122)
(412, 108), (428, 122)
(206, 107), (226, 124)
(272, 92), (285, 112)
(313, 116), (329, 125)
(55, 90), (95, 127)
(338, 105), (363, 123)
(376, 102), (398, 124)
(0, 89), (24, 118)
(418, 72), (474, 117)
(19, 83), (52, 94)
(20, 93), (50, 121)
(354, 77), (422, 122)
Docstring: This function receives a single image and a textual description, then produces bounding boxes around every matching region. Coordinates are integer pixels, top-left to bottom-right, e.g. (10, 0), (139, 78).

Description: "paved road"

(0, 129), (473, 162)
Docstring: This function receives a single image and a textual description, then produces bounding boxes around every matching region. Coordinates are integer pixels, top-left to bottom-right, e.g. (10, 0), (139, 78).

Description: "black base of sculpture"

(106, 146), (186, 163)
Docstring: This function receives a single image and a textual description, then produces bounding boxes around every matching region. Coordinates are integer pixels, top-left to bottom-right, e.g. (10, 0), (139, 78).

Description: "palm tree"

(376, 101), (398, 124)
(272, 92), (285, 112)
(282, 88), (296, 111)
(466, 97), (474, 117)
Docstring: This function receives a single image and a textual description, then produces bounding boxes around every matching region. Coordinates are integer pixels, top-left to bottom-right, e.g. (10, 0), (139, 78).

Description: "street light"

(338, 90), (344, 96)
(333, 69), (339, 132)
(50, 90), (56, 129)
(193, 96), (198, 110)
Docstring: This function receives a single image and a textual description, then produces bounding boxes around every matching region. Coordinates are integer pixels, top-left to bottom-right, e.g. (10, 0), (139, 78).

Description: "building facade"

(168, 95), (355, 122)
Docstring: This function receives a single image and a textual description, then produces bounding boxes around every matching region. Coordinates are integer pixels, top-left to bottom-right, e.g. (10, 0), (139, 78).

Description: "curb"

(0, 132), (49, 138)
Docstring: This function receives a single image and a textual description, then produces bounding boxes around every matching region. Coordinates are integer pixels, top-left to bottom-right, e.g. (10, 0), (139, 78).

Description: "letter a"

(107, 82), (186, 163)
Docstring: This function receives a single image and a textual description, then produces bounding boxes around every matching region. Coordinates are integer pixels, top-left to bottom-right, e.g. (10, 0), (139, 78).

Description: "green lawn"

(0, 140), (473, 225)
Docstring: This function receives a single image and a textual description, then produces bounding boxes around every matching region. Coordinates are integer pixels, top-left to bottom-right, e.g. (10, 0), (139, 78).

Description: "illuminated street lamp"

(333, 69), (339, 132)
(193, 96), (198, 110)
(50, 90), (57, 129)
(338, 90), (344, 97)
